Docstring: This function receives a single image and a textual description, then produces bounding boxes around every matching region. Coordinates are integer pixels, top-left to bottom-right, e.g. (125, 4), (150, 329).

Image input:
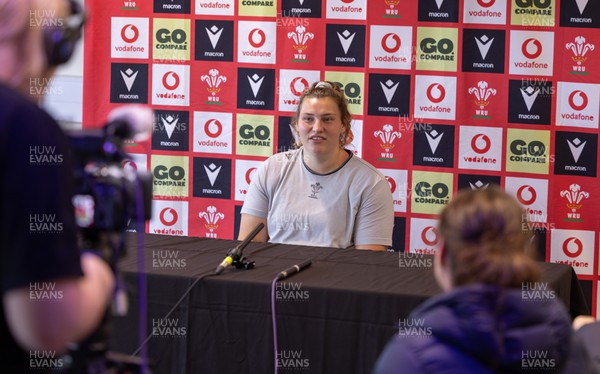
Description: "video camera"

(64, 105), (154, 373)
(68, 106), (153, 263)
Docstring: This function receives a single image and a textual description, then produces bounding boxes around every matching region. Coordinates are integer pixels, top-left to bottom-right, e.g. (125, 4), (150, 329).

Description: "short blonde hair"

(439, 187), (540, 288)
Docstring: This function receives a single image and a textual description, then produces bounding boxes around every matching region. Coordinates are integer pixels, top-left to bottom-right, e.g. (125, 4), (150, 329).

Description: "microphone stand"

(215, 222), (264, 275)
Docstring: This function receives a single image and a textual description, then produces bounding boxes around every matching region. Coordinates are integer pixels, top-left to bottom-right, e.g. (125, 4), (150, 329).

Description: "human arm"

(238, 213), (268, 242)
(573, 315), (597, 330)
(573, 319), (600, 372)
(353, 175), (394, 251)
(3, 253), (114, 352)
(356, 244), (388, 251)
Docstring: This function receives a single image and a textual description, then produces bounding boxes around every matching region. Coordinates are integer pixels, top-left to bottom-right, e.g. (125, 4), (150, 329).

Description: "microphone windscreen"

(107, 105), (154, 142)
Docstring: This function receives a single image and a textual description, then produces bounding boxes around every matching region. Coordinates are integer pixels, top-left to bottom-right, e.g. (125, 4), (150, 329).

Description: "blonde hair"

(439, 187), (540, 288)
(0, 0), (49, 91)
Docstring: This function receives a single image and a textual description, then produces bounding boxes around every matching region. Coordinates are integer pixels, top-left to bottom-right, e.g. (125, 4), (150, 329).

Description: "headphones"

(43, 0), (87, 67)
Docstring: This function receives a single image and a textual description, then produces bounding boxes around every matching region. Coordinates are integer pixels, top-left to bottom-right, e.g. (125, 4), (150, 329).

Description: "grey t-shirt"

(241, 148), (394, 248)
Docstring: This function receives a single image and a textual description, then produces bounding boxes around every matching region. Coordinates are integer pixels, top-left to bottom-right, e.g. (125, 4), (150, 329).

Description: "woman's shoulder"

(345, 152), (387, 181)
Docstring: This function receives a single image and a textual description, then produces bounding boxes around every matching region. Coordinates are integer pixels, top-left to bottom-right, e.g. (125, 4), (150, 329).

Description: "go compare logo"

(411, 170), (453, 215)
(236, 114), (274, 157)
(416, 27), (458, 72)
(506, 128), (550, 174)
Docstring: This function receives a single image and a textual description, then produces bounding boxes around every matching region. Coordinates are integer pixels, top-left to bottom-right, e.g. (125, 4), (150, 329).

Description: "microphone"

(215, 222), (265, 275)
(276, 260), (312, 281)
(105, 105), (154, 143)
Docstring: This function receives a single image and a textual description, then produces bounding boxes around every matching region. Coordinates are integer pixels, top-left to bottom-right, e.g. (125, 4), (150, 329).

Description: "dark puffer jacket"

(373, 284), (598, 374)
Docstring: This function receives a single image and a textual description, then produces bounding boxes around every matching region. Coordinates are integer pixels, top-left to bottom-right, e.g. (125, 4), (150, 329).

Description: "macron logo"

(120, 68), (138, 92)
(435, 0), (444, 9)
(567, 138), (586, 163)
(475, 35), (494, 60)
(204, 163), (222, 186)
(205, 26), (223, 49)
(520, 86), (540, 112)
(161, 115), (178, 139)
(425, 130), (444, 154)
(469, 180), (490, 190)
(576, 0), (589, 15)
(380, 80), (399, 104)
(337, 30), (356, 54)
(247, 74), (265, 98)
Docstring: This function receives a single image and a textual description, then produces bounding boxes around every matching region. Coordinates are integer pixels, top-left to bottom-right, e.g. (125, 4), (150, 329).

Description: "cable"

(133, 177), (149, 374)
(130, 271), (218, 358)
(270, 260), (312, 374)
(271, 277), (279, 374)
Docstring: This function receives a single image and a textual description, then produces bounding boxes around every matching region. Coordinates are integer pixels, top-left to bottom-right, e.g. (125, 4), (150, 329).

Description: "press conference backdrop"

(82, 0), (599, 316)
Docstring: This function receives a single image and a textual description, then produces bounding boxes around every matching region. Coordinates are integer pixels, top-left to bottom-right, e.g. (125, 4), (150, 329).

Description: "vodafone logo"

(245, 167), (257, 184)
(159, 208), (178, 227)
(238, 21), (276, 64)
(421, 226), (440, 246)
(562, 237), (583, 258)
(568, 90), (588, 111)
(415, 75), (456, 121)
(386, 176), (397, 193)
(121, 24), (139, 43)
(290, 77), (309, 97)
(471, 134), (491, 154)
(249, 29), (266, 48)
(521, 38), (542, 59)
(112, 18), (148, 59)
(381, 33), (401, 54)
(341, 0), (354, 3)
(204, 119), (223, 138)
(152, 64), (189, 106)
(162, 71), (180, 90)
(517, 185), (537, 205)
(427, 83), (446, 103)
(477, 0), (495, 7)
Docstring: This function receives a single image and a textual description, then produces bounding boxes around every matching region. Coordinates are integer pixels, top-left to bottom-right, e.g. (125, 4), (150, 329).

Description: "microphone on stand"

(215, 222), (265, 275)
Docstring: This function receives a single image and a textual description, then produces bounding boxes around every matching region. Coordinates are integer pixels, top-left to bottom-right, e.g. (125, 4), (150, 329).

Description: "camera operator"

(0, 0), (115, 371)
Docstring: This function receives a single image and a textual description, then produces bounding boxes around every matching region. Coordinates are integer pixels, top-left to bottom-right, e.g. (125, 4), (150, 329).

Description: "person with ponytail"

(374, 187), (598, 373)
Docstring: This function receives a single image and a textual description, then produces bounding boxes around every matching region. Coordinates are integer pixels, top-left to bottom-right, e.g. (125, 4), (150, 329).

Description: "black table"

(109, 234), (589, 374)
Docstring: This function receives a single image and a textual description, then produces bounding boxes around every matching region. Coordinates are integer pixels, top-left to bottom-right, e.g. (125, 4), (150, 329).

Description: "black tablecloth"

(108, 234), (589, 374)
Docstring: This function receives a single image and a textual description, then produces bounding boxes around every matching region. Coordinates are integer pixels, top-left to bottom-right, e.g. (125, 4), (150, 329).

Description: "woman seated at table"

(374, 187), (598, 373)
(238, 81), (394, 251)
